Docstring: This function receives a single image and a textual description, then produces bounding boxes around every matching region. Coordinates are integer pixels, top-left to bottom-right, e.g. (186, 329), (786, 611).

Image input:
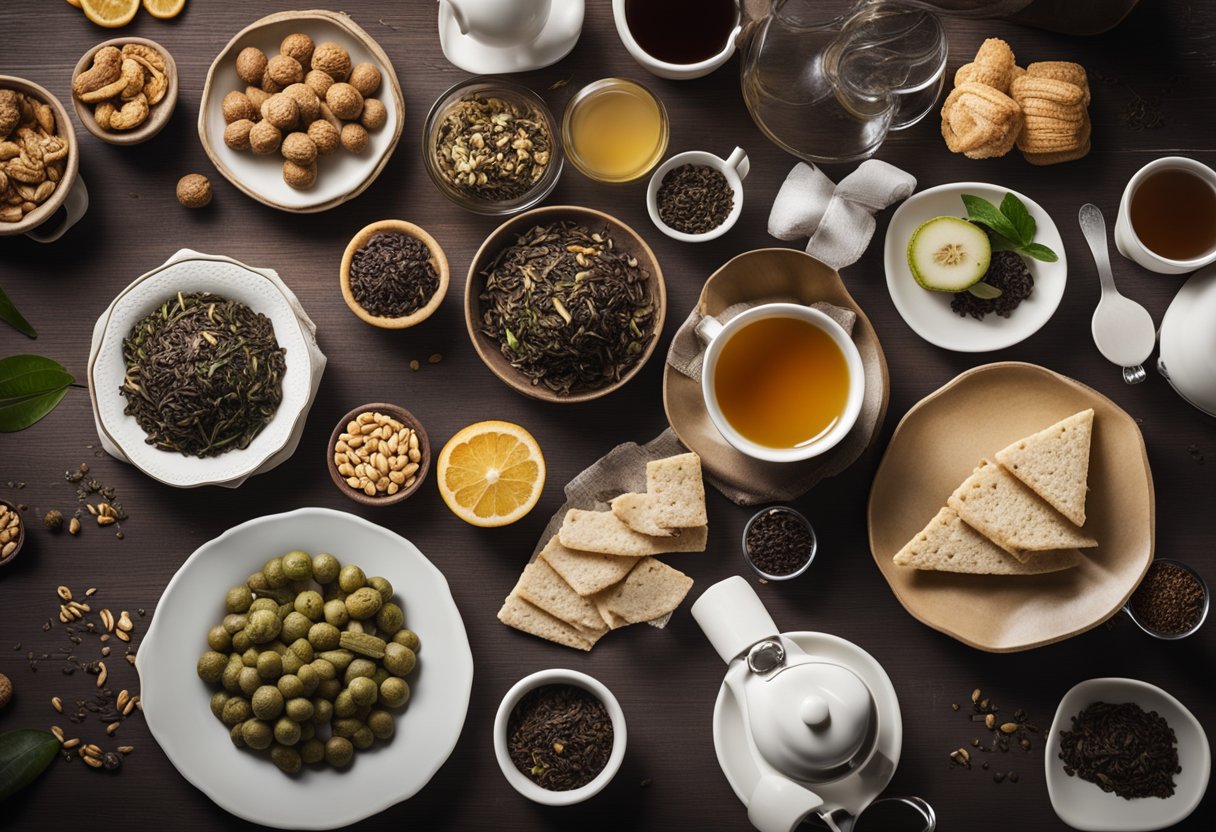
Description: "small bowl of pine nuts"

(0, 499), (25, 567)
(326, 403), (430, 506)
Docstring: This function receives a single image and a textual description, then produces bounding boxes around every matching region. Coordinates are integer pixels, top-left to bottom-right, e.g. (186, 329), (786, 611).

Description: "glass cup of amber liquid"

(561, 78), (669, 183)
(1114, 156), (1216, 274)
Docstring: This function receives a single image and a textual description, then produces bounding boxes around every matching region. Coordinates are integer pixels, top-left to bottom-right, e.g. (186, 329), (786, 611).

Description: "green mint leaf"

(0, 286), (36, 339)
(0, 729), (61, 801)
(984, 229), (1019, 252)
(967, 282), (1004, 299)
(0, 355), (74, 433)
(999, 192), (1036, 245)
(961, 194), (1022, 245)
(1019, 242), (1059, 262)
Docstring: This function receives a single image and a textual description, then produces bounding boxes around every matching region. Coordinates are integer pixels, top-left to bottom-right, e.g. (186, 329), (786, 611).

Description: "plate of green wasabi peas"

(137, 507), (474, 829)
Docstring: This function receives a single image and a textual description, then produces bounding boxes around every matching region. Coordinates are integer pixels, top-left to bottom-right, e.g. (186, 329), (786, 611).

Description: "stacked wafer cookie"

(941, 38), (1091, 165)
(498, 453), (707, 650)
(894, 410), (1097, 575)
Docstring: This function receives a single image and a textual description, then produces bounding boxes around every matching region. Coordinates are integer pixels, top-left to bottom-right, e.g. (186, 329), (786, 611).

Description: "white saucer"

(883, 182), (1067, 353)
(1045, 678), (1211, 831)
(712, 631), (902, 821)
(438, 1), (584, 74)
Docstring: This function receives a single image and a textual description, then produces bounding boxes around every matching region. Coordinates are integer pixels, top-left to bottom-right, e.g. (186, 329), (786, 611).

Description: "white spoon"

(1078, 203), (1155, 384)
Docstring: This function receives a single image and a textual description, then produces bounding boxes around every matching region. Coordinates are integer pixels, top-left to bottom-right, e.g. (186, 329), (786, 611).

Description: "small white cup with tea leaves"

(695, 303), (864, 463)
(1114, 156), (1216, 274)
(647, 147), (749, 242)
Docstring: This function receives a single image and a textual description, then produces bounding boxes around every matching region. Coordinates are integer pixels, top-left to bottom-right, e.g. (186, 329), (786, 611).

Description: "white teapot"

(437, 0), (584, 74)
(1158, 265), (1216, 417)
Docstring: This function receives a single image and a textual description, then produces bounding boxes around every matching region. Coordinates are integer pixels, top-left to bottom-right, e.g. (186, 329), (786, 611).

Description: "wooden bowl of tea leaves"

(340, 220), (450, 329)
(465, 205), (666, 403)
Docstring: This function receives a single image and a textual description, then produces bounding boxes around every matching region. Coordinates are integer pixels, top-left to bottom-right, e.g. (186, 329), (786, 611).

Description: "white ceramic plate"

(883, 182), (1067, 352)
(200, 12), (403, 212)
(712, 632), (902, 821)
(89, 256), (317, 487)
(137, 508), (474, 829)
(1045, 678), (1211, 831)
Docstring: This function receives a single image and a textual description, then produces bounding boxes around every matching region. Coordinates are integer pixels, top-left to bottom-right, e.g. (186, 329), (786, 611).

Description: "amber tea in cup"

(1130, 167), (1216, 261)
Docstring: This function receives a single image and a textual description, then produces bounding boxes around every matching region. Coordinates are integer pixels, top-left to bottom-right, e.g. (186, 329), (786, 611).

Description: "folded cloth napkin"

(665, 297), (883, 506)
(768, 160), (917, 270)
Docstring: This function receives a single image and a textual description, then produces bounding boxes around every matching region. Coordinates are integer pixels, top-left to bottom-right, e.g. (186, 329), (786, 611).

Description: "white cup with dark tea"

(612, 0), (742, 80)
(694, 303), (865, 463)
(1114, 156), (1216, 274)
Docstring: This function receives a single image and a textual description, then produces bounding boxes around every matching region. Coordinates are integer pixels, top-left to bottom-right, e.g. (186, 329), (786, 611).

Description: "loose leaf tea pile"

(657, 164), (734, 235)
(479, 222), (656, 395)
(434, 93), (552, 201)
(507, 684), (612, 791)
(120, 292), (286, 457)
(1127, 561), (1206, 635)
(745, 508), (814, 576)
(1058, 701), (1180, 799)
(951, 251), (1034, 320)
(349, 233), (439, 319)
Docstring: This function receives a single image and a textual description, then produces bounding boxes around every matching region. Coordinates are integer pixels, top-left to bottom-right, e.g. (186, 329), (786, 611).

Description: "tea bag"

(768, 160), (916, 270)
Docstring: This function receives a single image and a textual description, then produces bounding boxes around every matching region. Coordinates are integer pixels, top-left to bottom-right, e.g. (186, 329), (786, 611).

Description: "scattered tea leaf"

(0, 355), (74, 433)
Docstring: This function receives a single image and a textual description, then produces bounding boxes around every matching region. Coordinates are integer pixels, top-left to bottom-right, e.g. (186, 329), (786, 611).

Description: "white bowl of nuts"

(198, 10), (404, 213)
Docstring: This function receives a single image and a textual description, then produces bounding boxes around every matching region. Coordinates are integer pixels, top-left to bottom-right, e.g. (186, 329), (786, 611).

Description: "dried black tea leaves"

(745, 509), (814, 576)
(1058, 701), (1180, 799)
(1127, 561), (1205, 635)
(951, 251), (1034, 320)
(507, 684), (612, 791)
(479, 221), (655, 396)
(349, 233), (439, 319)
(119, 292), (286, 458)
(656, 164), (734, 235)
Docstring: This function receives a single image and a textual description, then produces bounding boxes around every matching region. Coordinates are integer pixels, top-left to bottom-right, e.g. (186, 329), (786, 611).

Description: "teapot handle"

(442, 0), (470, 34)
(692, 577), (780, 664)
(747, 773), (825, 832)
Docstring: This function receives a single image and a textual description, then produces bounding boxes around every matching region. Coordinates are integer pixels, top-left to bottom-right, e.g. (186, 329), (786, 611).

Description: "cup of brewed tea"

(695, 303), (864, 462)
(1114, 156), (1216, 274)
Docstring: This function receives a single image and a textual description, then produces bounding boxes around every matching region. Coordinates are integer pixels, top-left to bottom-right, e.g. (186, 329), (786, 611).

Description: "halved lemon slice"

(437, 421), (545, 527)
(142, 0), (186, 19)
(81, 0), (139, 27)
(65, 0), (83, 9)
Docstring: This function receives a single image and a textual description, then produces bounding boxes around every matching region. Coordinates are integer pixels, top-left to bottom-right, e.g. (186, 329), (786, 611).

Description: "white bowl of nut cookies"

(199, 10), (404, 213)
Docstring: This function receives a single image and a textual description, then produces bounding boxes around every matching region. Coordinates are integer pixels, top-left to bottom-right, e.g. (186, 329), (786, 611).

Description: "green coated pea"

(242, 719), (273, 750)
(249, 597), (279, 614)
(207, 625), (233, 652)
(222, 655), (245, 692)
(323, 599), (349, 627)
(316, 679), (341, 701)
(308, 622), (340, 651)
(282, 551), (313, 581)
(277, 674), (304, 700)
(379, 677), (410, 708)
(367, 709), (395, 740)
(286, 697), (314, 723)
(257, 651), (283, 681)
(344, 587), (382, 621)
(222, 613), (248, 635)
(289, 638), (314, 663)
(225, 585), (253, 614)
(312, 553), (340, 584)
(263, 558), (288, 588)
(311, 697), (334, 725)
(310, 658), (336, 681)
(274, 717), (301, 746)
(334, 689), (357, 718)
(351, 726), (374, 750)
(221, 696), (252, 727)
(247, 571), (270, 593)
(331, 717), (361, 738)
(296, 664), (320, 697)
(391, 629), (420, 652)
(324, 736), (354, 768)
(344, 658), (376, 684)
(338, 565), (366, 593)
(252, 685), (285, 720)
(210, 690), (231, 719)
(280, 651), (303, 676)
(299, 737), (325, 765)
(271, 744), (302, 774)
(280, 611), (312, 643)
(197, 651), (227, 683)
(348, 676), (378, 706)
(246, 609), (282, 644)
(230, 723), (247, 748)
(367, 576), (393, 602)
(383, 642), (417, 677)
(319, 650), (355, 673)
(231, 629), (253, 652)
(375, 602), (404, 635)
(295, 590), (324, 621)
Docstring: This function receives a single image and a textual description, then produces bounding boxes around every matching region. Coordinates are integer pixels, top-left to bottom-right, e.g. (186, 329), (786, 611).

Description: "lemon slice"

(82, 0), (139, 27)
(142, 0), (186, 19)
(65, 0), (83, 9)
(437, 421), (545, 527)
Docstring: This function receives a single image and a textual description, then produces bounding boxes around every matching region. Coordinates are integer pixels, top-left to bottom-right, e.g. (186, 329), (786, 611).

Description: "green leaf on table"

(0, 354), (74, 433)
(999, 192), (1037, 244)
(0, 286), (36, 339)
(962, 194), (1022, 244)
(967, 281), (1004, 299)
(0, 729), (60, 802)
(1020, 242), (1060, 262)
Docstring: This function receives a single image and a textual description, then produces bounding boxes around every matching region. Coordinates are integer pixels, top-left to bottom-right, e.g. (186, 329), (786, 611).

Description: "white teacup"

(1114, 156), (1216, 274)
(695, 303), (864, 463)
(611, 0), (741, 80)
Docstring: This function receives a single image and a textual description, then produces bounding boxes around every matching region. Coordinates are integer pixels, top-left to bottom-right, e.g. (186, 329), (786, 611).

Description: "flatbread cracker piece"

(592, 557), (694, 627)
(995, 409), (1094, 527)
(558, 509), (708, 557)
(538, 537), (637, 597)
(496, 592), (601, 651)
(947, 459), (1097, 559)
(610, 452), (708, 536)
(893, 507), (1082, 575)
(514, 559), (608, 636)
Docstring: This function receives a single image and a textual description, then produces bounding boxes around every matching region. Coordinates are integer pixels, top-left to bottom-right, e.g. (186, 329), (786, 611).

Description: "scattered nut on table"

(219, 34), (385, 190)
(176, 173), (212, 208)
(72, 42), (170, 134)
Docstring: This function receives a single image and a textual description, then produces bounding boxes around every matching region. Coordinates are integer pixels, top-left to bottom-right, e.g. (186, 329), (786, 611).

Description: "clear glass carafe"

(739, 0), (951, 164)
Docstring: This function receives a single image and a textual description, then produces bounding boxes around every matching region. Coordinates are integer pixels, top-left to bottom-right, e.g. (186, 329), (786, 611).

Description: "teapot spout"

(692, 577), (780, 664)
(747, 772), (825, 832)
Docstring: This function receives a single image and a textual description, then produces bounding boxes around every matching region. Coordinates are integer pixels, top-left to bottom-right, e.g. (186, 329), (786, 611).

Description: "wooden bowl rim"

(326, 402), (431, 506)
(463, 205), (667, 404)
(196, 9), (405, 214)
(339, 220), (450, 329)
(0, 75), (79, 237)
(0, 497), (26, 568)
(71, 37), (179, 146)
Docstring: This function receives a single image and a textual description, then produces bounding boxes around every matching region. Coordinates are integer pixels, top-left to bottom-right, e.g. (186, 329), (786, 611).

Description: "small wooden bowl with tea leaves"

(326, 403), (431, 506)
(340, 220), (450, 329)
(465, 205), (666, 404)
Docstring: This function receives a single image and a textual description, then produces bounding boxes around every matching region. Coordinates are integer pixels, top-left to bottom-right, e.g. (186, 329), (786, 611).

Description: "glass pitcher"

(738, 0), (1020, 164)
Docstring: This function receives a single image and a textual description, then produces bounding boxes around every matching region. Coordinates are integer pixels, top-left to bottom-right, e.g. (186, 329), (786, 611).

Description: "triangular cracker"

(558, 509), (707, 557)
(995, 409), (1094, 527)
(591, 557), (694, 627)
(513, 559), (608, 636)
(496, 592), (602, 651)
(894, 507), (1082, 575)
(538, 537), (637, 597)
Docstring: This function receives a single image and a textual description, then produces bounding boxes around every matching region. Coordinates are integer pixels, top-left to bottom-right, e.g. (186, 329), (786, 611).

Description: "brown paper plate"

(662, 248), (889, 504)
(868, 362), (1155, 652)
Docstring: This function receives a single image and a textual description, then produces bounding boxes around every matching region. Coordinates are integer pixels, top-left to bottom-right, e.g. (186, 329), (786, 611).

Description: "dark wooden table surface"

(2, 1), (1213, 830)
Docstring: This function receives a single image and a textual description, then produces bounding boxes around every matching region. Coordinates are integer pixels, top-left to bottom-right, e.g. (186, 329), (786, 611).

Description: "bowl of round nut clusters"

(198, 10), (404, 213)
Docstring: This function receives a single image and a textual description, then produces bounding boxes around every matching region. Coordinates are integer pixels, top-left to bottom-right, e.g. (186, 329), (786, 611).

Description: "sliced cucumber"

(907, 216), (991, 293)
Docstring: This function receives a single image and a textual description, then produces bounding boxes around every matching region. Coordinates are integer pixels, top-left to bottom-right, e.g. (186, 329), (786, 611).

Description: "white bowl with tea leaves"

(87, 249), (326, 488)
(647, 147), (749, 243)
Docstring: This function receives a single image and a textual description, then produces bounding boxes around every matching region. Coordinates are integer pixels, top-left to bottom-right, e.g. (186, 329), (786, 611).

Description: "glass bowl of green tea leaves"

(424, 77), (563, 216)
(493, 668), (627, 806)
(87, 253), (325, 488)
(465, 205), (666, 403)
